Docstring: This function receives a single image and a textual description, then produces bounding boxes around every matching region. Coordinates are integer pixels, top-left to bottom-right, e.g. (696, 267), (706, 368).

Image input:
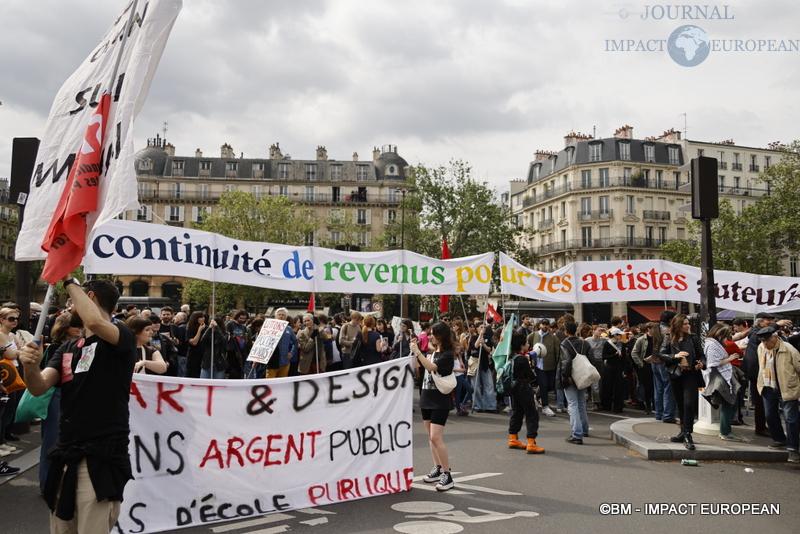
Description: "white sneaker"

(0, 449), (9, 458)
(542, 406), (556, 417)
(0, 444), (17, 452)
(556, 407), (565, 413)
(503, 406), (511, 413)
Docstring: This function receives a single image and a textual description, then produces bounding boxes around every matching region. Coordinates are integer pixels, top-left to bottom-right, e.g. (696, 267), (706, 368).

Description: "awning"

(628, 305), (677, 322)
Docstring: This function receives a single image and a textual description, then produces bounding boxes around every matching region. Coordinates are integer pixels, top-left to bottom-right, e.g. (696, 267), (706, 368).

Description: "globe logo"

(618, 8), (629, 19)
(667, 25), (711, 67)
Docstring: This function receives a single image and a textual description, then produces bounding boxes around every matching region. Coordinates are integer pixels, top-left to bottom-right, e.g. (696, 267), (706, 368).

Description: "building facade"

(508, 125), (784, 324)
(0, 179), (17, 301)
(116, 138), (410, 307)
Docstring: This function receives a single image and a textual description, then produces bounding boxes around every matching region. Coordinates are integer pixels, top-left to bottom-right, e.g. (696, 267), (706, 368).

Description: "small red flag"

(307, 293), (316, 312)
(486, 303), (502, 323)
(439, 239), (451, 313)
(41, 93), (110, 284)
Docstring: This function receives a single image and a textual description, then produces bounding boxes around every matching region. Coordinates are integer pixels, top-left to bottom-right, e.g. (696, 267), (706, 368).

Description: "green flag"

(492, 314), (517, 371)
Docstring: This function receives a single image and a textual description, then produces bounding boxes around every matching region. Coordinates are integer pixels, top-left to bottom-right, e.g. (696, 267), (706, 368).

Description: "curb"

(610, 418), (790, 462)
(0, 446), (41, 486)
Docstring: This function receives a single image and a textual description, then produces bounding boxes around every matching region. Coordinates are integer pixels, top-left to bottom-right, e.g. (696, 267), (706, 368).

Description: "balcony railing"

(642, 210), (671, 221)
(534, 237), (673, 255)
(538, 218), (554, 229)
(732, 163), (742, 171)
(138, 190), (400, 204)
(577, 209), (613, 221)
(718, 162), (727, 170)
(718, 186), (770, 197)
(750, 164), (760, 172)
(522, 176), (684, 209)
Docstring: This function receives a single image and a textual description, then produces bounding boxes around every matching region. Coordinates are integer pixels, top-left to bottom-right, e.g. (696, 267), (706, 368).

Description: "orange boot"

(526, 438), (545, 454)
(508, 434), (526, 449)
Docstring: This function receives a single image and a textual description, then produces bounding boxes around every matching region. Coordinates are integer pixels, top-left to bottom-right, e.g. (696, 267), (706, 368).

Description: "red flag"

(439, 239), (451, 313)
(307, 293), (315, 312)
(41, 93), (110, 284)
(486, 303), (502, 323)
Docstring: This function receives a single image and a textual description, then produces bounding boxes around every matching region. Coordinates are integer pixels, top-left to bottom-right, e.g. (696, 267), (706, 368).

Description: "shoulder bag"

(570, 340), (601, 390)
(430, 352), (456, 394)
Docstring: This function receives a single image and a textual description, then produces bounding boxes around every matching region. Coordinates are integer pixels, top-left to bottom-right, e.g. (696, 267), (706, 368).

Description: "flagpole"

(108, 0), (139, 94)
(210, 280), (216, 378)
(458, 295), (469, 325)
(33, 284), (56, 341)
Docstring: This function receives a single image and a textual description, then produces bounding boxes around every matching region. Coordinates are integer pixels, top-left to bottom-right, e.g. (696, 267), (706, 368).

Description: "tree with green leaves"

(659, 141), (800, 276)
(181, 191), (318, 310)
(376, 160), (536, 262)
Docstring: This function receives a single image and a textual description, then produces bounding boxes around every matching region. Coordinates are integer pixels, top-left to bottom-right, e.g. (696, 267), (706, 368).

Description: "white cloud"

(1, 0), (798, 194)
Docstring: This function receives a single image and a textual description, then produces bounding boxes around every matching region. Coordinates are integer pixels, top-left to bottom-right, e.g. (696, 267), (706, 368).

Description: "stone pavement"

(610, 416), (794, 462)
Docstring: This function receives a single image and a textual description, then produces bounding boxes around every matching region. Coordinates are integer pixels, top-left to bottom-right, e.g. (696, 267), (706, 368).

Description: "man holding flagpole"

(19, 277), (136, 533)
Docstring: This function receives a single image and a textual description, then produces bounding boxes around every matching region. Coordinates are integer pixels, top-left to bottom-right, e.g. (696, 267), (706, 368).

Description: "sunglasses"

(5, 317), (19, 322)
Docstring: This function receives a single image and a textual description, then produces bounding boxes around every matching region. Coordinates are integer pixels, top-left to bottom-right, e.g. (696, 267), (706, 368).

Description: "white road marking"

(394, 520), (464, 533)
(210, 514), (295, 533)
(246, 526), (290, 534)
(296, 507), (336, 514)
(454, 483), (521, 496)
(393, 502), (454, 513)
(299, 517), (329, 526)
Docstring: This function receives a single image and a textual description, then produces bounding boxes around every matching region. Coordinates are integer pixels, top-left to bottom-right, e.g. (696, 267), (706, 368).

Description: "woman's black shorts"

(421, 408), (450, 426)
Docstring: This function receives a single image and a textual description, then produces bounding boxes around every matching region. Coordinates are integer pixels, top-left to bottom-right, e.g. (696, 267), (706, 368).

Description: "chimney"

(221, 143), (235, 158)
(534, 150), (556, 162)
(269, 143), (282, 160)
(316, 146), (328, 161)
(614, 125), (633, 139)
(353, 152), (359, 162)
(195, 148), (203, 157)
(164, 143), (175, 156)
(373, 147), (381, 161)
(657, 128), (682, 143)
(563, 132), (593, 148)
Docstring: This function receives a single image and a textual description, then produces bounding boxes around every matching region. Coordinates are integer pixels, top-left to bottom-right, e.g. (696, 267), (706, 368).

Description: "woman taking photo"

(184, 312), (207, 378)
(659, 314), (705, 450)
(376, 318), (394, 360)
(410, 322), (455, 491)
(391, 319), (416, 359)
(126, 316), (168, 375)
(703, 324), (742, 441)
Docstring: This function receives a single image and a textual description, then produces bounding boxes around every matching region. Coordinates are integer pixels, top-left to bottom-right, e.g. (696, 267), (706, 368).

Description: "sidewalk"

(610, 416), (792, 462)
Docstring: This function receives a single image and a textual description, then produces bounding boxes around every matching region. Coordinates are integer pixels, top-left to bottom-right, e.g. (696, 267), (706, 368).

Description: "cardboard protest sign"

(247, 319), (288, 364)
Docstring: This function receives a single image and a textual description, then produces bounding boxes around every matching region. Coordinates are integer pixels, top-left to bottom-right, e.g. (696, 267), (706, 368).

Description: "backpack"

(496, 354), (522, 396)
(350, 333), (365, 367)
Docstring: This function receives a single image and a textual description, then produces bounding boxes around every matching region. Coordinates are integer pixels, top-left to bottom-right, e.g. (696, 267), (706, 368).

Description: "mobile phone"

(0, 396), (9, 403)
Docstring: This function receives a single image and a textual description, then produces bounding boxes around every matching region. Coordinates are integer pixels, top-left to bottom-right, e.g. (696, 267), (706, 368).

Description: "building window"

(279, 163), (290, 179)
(138, 182), (149, 198)
(388, 210), (397, 221)
(565, 148), (574, 166)
(304, 232), (315, 246)
(306, 164), (316, 180)
(581, 227), (592, 247)
(765, 156), (771, 169)
(168, 206), (183, 222)
(599, 196), (610, 215)
(590, 143), (602, 162)
(619, 142), (631, 161)
(791, 258), (798, 278)
(330, 231), (341, 243)
(626, 195), (635, 214)
(199, 161), (211, 177)
(388, 189), (398, 203)
(644, 144), (655, 162)
(668, 147), (680, 165)
(581, 170), (591, 188)
(533, 165), (541, 181)
(130, 280), (149, 297)
(279, 186), (288, 197)
(655, 170), (663, 188)
(626, 225), (635, 242)
(599, 168), (609, 187)
(225, 184), (236, 193)
(198, 184), (209, 199)
(136, 205), (149, 221)
(627, 254), (636, 260)
(677, 227), (685, 240)
(357, 166), (368, 181)
(549, 157), (556, 174)
(172, 160), (184, 176)
(697, 149), (704, 157)
(305, 186), (315, 202)
(358, 232), (368, 247)
(328, 165), (341, 181)
(734, 176), (741, 191)
(646, 226), (654, 245)
(252, 162), (265, 178)
(600, 254), (611, 261)
(560, 201), (566, 219)
(582, 255), (593, 262)
(623, 167), (632, 179)
(357, 209), (367, 224)
(171, 182), (185, 199)
(252, 185), (263, 200)
(226, 162), (238, 178)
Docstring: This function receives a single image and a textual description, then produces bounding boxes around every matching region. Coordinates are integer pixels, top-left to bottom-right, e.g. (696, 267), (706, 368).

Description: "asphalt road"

(2, 403), (798, 534)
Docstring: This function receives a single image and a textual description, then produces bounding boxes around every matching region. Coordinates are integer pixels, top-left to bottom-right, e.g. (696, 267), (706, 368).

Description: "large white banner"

(83, 220), (495, 295)
(500, 253), (800, 314)
(16, 0), (182, 261)
(118, 360), (415, 533)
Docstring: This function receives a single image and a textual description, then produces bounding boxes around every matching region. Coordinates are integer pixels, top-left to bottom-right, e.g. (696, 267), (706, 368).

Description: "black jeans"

(509, 383), (540, 439)
(671, 371), (698, 434)
(635, 363), (654, 410)
(601, 363), (626, 412)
